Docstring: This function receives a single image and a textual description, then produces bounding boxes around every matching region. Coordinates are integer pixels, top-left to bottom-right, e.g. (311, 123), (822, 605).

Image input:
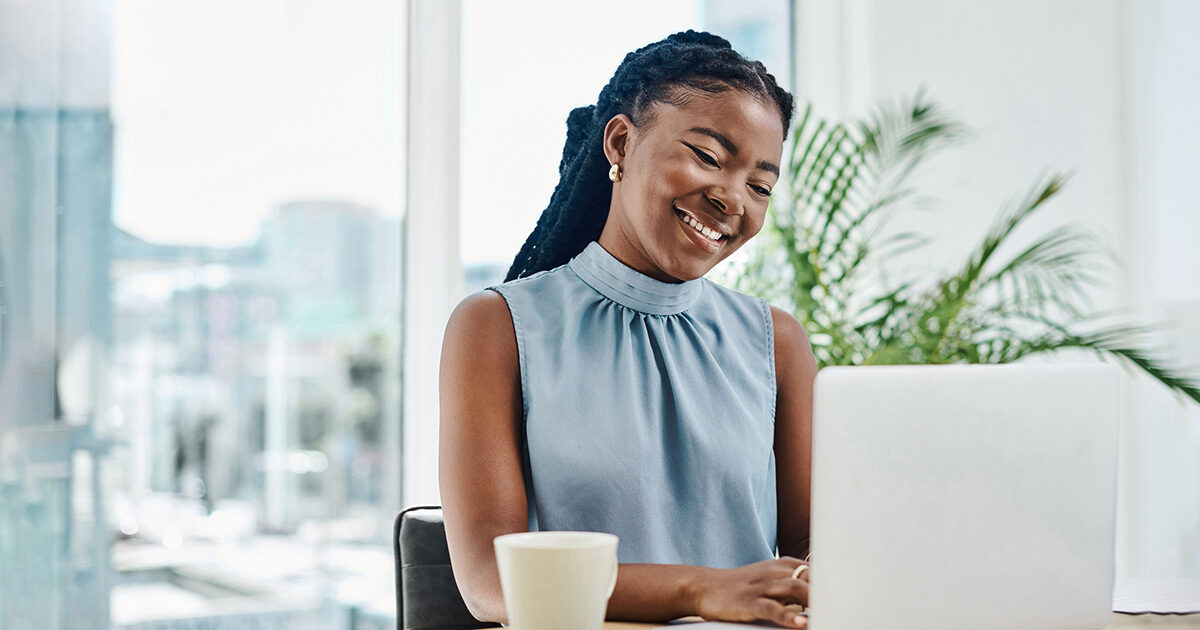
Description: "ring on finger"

(790, 564), (809, 580)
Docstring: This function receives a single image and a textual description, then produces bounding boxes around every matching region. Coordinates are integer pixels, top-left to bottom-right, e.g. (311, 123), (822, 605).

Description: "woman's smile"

(674, 205), (727, 254)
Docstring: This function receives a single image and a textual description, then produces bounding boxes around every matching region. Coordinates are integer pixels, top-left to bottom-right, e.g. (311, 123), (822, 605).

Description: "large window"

(107, 1), (406, 625)
(1, 1), (793, 627)
(2, 1), (405, 627)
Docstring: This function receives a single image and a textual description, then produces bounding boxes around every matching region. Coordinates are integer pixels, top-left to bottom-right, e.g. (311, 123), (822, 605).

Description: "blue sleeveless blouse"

(486, 240), (778, 568)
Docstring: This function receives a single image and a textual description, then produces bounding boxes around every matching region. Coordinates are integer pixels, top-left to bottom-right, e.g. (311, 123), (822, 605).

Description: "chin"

(661, 254), (712, 282)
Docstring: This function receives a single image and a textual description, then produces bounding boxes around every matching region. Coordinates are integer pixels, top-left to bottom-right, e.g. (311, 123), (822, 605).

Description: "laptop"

(807, 363), (1121, 630)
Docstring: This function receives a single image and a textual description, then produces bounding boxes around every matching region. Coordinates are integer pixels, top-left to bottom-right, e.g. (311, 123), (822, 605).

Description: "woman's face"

(599, 88), (785, 283)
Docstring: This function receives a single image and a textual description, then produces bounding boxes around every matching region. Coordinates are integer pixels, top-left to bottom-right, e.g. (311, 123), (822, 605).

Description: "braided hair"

(502, 29), (794, 282)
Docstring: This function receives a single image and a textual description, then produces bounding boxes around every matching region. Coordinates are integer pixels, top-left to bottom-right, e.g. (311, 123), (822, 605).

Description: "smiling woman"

(439, 30), (818, 629)
(597, 91), (784, 280)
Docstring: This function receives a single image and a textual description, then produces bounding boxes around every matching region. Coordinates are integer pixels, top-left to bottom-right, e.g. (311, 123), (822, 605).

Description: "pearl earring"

(608, 163), (622, 183)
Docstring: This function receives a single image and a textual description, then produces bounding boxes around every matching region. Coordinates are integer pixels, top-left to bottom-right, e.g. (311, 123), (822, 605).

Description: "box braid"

(502, 29), (794, 282)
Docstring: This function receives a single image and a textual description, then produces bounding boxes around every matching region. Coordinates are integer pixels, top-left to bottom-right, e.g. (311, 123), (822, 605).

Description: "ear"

(602, 114), (635, 166)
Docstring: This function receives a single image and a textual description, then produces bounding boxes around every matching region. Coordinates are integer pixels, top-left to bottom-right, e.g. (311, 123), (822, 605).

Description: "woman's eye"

(751, 185), (771, 197)
(687, 144), (719, 167)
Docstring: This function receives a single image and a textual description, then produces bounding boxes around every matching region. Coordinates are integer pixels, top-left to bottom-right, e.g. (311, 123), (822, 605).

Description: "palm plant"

(721, 88), (1200, 405)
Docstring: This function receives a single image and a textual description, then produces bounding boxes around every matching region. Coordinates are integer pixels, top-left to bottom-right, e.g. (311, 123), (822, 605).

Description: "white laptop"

(807, 363), (1120, 630)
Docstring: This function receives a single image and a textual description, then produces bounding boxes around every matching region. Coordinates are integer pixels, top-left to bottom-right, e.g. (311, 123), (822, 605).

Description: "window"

(1, 1), (406, 627)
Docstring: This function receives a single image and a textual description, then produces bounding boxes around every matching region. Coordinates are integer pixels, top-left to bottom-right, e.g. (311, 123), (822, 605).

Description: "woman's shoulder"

(700, 277), (766, 305)
(442, 289), (525, 413)
(451, 287), (510, 322)
(698, 278), (775, 328)
(700, 280), (800, 326)
(449, 263), (577, 351)
(445, 289), (517, 355)
(485, 262), (573, 295)
(483, 262), (589, 324)
(698, 279), (811, 361)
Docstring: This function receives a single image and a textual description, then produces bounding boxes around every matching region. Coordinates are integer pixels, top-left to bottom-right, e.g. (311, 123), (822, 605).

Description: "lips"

(674, 206), (725, 253)
(674, 205), (731, 236)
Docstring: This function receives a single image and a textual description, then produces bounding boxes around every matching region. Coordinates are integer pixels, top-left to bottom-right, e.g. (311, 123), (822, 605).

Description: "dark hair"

(502, 29), (794, 282)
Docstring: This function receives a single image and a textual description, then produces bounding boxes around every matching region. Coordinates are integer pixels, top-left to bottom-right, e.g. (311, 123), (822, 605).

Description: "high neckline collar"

(567, 240), (703, 315)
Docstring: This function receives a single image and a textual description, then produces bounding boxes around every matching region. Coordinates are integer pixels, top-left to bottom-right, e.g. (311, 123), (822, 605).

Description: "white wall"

(793, 0), (1200, 584)
(1120, 0), (1200, 579)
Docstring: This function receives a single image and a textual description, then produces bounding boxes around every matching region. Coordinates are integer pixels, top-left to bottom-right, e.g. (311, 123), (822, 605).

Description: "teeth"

(697, 224), (719, 241)
(679, 210), (723, 242)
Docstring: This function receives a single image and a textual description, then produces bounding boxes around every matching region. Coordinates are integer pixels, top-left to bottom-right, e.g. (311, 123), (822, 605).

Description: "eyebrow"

(687, 126), (779, 177)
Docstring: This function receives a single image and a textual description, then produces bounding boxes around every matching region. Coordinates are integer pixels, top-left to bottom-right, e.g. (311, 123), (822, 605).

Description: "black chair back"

(394, 505), (502, 630)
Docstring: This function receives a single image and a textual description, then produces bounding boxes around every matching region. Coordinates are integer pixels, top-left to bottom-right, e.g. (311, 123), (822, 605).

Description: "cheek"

(636, 158), (697, 213)
(742, 205), (768, 239)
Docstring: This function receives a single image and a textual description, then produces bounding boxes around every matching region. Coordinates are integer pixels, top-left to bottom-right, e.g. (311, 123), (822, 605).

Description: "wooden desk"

(581, 613), (1200, 629)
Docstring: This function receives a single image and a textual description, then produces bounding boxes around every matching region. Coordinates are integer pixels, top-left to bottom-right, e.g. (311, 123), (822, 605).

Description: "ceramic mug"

(493, 531), (619, 630)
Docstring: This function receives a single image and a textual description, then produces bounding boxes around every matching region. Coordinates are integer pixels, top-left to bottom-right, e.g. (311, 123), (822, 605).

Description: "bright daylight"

(1, 1), (1198, 629)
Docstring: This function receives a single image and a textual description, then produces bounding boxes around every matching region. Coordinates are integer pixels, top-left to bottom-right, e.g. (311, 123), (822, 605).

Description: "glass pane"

(0, 1), (405, 627)
(107, 1), (406, 625)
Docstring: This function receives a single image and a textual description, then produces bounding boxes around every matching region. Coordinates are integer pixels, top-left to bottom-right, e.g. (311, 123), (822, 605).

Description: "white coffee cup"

(493, 531), (618, 630)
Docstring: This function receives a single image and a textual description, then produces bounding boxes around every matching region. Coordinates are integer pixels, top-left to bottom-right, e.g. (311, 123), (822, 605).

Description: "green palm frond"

(1004, 323), (1200, 406)
(729, 90), (1200, 408)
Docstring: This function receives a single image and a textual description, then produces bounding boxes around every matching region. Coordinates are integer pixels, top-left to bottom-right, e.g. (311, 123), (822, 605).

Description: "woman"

(439, 30), (816, 629)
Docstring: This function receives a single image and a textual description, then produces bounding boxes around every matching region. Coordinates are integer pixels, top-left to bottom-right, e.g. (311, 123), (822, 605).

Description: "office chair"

(394, 505), (502, 630)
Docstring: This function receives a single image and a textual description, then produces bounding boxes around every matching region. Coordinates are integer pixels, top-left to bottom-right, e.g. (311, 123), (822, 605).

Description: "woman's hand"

(689, 557), (810, 628)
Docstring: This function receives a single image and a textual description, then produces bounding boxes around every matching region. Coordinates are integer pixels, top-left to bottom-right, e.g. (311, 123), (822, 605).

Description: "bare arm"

(439, 291), (809, 627)
(770, 306), (817, 560)
(439, 290), (528, 622)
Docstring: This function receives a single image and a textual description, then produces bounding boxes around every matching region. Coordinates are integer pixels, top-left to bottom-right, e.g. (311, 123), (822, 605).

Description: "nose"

(705, 184), (744, 216)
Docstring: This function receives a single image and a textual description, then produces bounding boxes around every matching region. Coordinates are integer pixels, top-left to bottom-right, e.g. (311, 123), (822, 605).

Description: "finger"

(755, 597), (807, 629)
(757, 564), (804, 583)
(763, 557), (807, 579)
(762, 576), (810, 604)
(778, 556), (807, 568)
(750, 560), (806, 584)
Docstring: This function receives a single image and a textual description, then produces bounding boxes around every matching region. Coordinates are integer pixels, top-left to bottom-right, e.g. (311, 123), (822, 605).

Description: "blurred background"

(0, 0), (1196, 627)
